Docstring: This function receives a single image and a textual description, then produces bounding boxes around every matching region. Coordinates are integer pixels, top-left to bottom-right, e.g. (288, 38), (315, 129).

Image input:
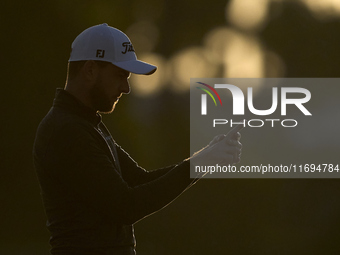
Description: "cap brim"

(113, 60), (157, 75)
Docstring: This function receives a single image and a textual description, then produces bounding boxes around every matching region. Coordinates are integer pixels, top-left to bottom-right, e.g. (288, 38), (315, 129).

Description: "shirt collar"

(53, 88), (102, 126)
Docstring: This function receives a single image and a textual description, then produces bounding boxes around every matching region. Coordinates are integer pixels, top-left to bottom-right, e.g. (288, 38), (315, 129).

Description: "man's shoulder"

(33, 106), (98, 158)
(43, 105), (94, 129)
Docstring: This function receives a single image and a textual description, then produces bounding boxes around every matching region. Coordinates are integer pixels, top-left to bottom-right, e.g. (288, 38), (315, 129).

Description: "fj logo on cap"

(96, 49), (105, 58)
(122, 42), (135, 54)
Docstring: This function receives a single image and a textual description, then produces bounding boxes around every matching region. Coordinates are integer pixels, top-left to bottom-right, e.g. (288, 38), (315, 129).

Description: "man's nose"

(121, 80), (130, 94)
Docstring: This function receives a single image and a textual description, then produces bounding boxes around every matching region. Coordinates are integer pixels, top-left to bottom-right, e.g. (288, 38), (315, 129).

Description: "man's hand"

(190, 124), (243, 167)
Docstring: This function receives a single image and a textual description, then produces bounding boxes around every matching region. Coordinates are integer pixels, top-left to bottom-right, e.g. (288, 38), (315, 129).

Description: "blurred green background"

(2, 0), (340, 254)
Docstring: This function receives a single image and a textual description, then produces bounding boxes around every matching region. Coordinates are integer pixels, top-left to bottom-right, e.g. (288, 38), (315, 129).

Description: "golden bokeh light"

(168, 47), (219, 93)
(130, 53), (167, 97)
(204, 27), (285, 93)
(222, 30), (264, 77)
(204, 27), (238, 64)
(300, 0), (340, 20)
(226, 0), (270, 31)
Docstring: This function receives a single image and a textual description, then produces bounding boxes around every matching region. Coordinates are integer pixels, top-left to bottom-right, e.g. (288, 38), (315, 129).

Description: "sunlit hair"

(66, 60), (110, 80)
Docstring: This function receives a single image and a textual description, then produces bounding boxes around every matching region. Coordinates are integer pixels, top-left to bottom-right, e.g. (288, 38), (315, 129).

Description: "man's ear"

(82, 60), (99, 82)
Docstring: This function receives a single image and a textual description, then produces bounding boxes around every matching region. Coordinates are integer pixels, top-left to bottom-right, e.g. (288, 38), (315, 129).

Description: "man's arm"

(49, 124), (241, 226)
(48, 125), (195, 226)
(116, 144), (182, 187)
(116, 125), (243, 187)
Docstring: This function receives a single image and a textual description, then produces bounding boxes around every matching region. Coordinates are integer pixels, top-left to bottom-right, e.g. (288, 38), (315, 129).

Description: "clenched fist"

(190, 124), (243, 168)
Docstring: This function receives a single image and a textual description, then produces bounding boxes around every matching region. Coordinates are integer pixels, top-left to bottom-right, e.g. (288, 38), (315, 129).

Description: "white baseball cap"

(69, 23), (157, 75)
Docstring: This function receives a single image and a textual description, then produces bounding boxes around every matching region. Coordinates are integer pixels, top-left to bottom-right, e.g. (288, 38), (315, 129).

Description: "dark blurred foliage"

(2, 0), (340, 254)
(261, 1), (340, 77)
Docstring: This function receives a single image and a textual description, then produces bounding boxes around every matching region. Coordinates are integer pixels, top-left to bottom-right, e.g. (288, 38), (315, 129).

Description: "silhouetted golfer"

(33, 23), (242, 255)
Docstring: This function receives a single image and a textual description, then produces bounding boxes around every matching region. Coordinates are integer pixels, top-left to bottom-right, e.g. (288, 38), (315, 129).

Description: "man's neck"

(65, 81), (95, 112)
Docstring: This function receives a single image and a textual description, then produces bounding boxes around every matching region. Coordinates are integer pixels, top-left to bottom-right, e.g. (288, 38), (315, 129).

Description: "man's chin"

(98, 102), (116, 114)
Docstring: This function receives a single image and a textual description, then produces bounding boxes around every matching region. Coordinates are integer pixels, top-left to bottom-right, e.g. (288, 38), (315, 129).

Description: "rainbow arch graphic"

(196, 82), (222, 106)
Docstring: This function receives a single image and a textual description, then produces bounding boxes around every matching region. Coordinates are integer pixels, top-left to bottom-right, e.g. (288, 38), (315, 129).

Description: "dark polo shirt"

(33, 89), (194, 254)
